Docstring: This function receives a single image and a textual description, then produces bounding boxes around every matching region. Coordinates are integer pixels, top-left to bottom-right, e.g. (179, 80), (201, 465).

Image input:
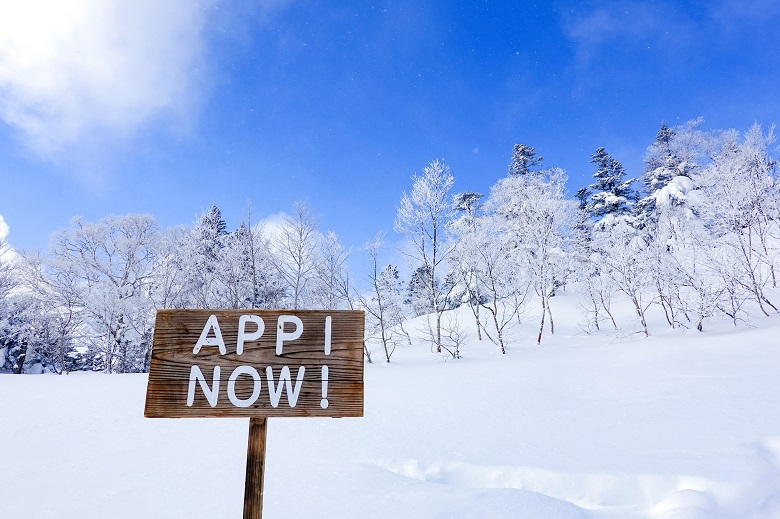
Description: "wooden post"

(243, 417), (268, 519)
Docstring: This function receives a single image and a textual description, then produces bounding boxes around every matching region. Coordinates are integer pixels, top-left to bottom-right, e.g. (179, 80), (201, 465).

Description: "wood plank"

(145, 310), (364, 418)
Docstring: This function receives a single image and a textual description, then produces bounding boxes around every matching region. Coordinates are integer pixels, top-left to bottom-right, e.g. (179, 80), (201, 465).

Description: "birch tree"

(489, 168), (576, 344)
(394, 159), (455, 353)
(271, 202), (321, 309)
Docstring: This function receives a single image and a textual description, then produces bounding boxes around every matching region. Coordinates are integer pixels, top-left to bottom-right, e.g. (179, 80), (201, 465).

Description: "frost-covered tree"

(15, 252), (84, 372)
(149, 225), (191, 310)
(214, 223), (255, 309)
(508, 144), (543, 176)
(404, 265), (435, 317)
(449, 191), (485, 340)
(249, 234), (288, 309)
(632, 120), (712, 329)
(185, 205), (228, 308)
(48, 214), (158, 372)
(584, 147), (635, 221)
(694, 124), (779, 315)
(360, 234), (408, 363)
(271, 202), (322, 309)
(241, 220), (287, 310)
(459, 212), (529, 353)
(311, 231), (352, 310)
(489, 167), (576, 344)
(394, 159), (455, 353)
(592, 217), (654, 336)
(636, 119), (709, 223)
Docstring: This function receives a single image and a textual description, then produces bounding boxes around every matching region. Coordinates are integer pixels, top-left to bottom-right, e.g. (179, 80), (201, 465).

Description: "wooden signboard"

(144, 309), (365, 518)
(145, 309), (364, 418)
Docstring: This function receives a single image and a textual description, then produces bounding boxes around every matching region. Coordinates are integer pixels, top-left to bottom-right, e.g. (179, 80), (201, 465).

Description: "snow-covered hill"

(2, 289), (780, 518)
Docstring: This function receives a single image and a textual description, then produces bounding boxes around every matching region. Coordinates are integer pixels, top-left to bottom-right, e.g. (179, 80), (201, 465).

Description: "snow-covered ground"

(2, 289), (780, 518)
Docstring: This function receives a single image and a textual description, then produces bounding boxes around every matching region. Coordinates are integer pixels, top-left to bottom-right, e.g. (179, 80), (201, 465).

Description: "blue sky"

(1, 0), (779, 254)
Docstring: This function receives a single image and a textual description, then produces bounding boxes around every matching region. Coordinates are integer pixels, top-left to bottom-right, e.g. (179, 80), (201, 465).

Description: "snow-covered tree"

(360, 234), (408, 362)
(694, 124), (779, 315)
(240, 219), (287, 310)
(394, 159), (455, 353)
(311, 231), (352, 310)
(14, 252), (84, 372)
(508, 143), (543, 176)
(584, 147), (635, 222)
(48, 214), (158, 372)
(489, 167), (576, 344)
(449, 191), (485, 340)
(271, 202), (322, 309)
(404, 265), (434, 317)
(184, 205), (228, 308)
(636, 119), (710, 223)
(214, 223), (255, 309)
(458, 212), (529, 353)
(592, 217), (654, 336)
(149, 225), (190, 310)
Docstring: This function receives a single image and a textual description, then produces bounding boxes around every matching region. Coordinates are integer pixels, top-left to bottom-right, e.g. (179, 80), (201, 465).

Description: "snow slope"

(2, 290), (780, 518)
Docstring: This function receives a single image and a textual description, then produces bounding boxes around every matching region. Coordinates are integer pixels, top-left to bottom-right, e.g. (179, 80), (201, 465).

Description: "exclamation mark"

(321, 316), (331, 409)
(320, 365), (329, 409)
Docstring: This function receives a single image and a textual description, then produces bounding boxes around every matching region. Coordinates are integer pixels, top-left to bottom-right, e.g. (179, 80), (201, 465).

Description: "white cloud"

(254, 211), (287, 240)
(0, 214), (8, 242)
(0, 0), (215, 155)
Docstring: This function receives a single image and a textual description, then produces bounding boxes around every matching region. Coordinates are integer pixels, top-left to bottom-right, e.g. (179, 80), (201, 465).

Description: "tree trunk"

(547, 296), (554, 335)
(537, 295), (546, 345)
(363, 341), (372, 363)
(473, 301), (482, 341)
(491, 310), (506, 354)
(435, 312), (442, 353)
(632, 295), (649, 337)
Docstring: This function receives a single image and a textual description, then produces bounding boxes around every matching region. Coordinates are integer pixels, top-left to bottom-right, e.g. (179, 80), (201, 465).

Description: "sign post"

(244, 417), (267, 519)
(144, 309), (364, 518)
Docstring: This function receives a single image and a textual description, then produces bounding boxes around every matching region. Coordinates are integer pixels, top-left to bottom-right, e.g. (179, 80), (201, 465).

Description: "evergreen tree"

(574, 187), (590, 211)
(508, 144), (543, 176)
(185, 205), (229, 308)
(636, 120), (707, 220)
(198, 204), (227, 269)
(453, 192), (483, 215)
(405, 265), (435, 317)
(584, 147), (635, 220)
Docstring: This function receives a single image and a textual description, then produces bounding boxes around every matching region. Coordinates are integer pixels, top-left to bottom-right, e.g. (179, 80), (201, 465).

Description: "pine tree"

(584, 147), (635, 220)
(636, 120), (707, 220)
(453, 192), (483, 215)
(198, 204), (227, 268)
(574, 187), (590, 211)
(405, 265), (435, 317)
(508, 144), (543, 176)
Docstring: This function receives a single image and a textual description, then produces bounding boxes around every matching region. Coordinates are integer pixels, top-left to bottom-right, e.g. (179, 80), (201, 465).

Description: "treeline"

(1, 120), (778, 372)
(0, 203), (353, 373)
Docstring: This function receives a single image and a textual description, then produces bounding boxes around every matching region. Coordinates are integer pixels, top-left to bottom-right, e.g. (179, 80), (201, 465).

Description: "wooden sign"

(145, 309), (364, 418)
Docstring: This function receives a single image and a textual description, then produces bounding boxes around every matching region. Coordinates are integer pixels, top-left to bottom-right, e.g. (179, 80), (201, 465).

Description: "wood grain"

(144, 310), (364, 418)
(243, 418), (267, 519)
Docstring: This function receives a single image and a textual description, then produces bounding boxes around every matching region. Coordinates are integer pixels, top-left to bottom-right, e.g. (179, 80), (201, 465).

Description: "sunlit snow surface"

(2, 290), (780, 518)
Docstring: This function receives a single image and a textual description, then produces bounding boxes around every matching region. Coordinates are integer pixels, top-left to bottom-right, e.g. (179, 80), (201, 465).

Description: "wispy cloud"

(0, 0), (216, 158)
(561, 4), (661, 65)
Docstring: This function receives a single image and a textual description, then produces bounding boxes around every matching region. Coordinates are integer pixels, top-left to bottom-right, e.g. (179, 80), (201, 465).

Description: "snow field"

(1, 289), (780, 518)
